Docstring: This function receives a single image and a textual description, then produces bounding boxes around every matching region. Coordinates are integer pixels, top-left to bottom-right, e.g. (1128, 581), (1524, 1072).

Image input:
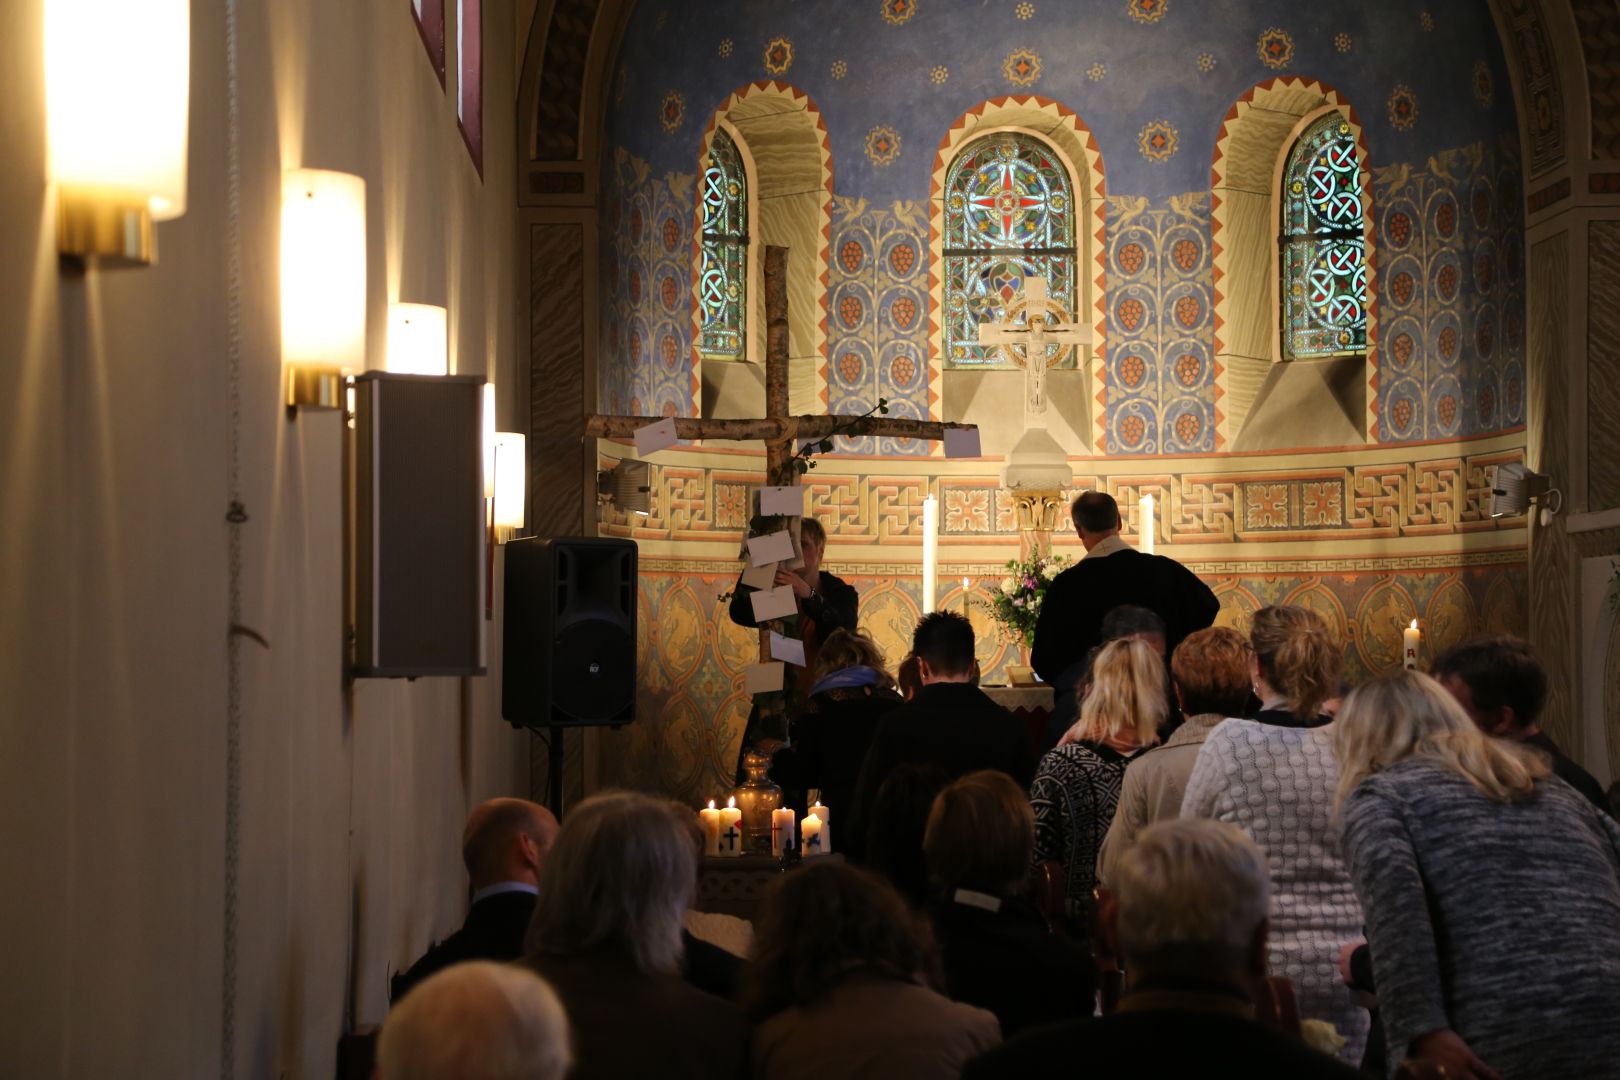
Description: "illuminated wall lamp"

(282, 169), (367, 411)
(386, 303), (449, 375)
(492, 432), (526, 542)
(46, 0), (189, 266)
(482, 383), (497, 499)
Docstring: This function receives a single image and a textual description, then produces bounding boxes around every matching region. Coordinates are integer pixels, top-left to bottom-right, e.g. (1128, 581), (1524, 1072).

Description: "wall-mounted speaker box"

(353, 372), (486, 677)
(503, 537), (637, 729)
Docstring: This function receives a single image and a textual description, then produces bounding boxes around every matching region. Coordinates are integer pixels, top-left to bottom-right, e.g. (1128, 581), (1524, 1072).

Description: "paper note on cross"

(976, 276), (1090, 416)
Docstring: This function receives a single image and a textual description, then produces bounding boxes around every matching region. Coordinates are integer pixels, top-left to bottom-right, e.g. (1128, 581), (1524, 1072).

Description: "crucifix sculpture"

(584, 245), (977, 742)
(976, 275), (1090, 415)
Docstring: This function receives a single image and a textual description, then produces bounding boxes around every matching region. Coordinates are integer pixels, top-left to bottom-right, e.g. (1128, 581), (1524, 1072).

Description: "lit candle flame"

(726, 796), (736, 809)
(1410, 619), (1418, 630)
(707, 799), (716, 810)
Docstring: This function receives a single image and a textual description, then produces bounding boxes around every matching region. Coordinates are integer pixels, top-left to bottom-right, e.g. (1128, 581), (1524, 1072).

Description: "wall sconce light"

(482, 383), (497, 498)
(1490, 462), (1562, 524)
(386, 303), (449, 375)
(492, 432), (526, 541)
(597, 458), (652, 516)
(282, 169), (367, 411)
(47, 0), (190, 266)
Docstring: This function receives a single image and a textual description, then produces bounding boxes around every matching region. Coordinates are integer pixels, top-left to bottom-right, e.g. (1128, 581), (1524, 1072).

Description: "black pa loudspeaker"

(502, 537), (637, 728)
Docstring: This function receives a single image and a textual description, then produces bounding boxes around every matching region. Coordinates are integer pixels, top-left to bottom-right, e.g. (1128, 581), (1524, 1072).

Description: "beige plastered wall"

(0, 1), (527, 1076)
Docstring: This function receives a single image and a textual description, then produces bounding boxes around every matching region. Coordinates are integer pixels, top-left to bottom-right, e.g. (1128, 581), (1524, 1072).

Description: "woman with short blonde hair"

(1336, 669), (1620, 1080)
(790, 627), (904, 820)
(1031, 638), (1165, 913)
(1181, 606), (1368, 1065)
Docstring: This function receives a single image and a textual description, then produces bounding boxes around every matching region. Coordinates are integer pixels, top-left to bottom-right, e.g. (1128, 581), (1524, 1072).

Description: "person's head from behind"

(1105, 819), (1270, 989)
(924, 770), (1033, 898)
(813, 627), (894, 689)
(897, 654), (921, 701)
(462, 798), (559, 891)
(797, 517), (827, 577)
(744, 861), (936, 1021)
(1249, 605), (1341, 721)
(379, 961), (571, 1080)
(1430, 635), (1548, 739)
(1070, 490), (1123, 548)
(1101, 604), (1167, 657)
(1171, 626), (1253, 719)
(1070, 638), (1166, 749)
(865, 761), (953, 908)
(1333, 668), (1548, 809)
(911, 611), (976, 684)
(524, 791), (694, 974)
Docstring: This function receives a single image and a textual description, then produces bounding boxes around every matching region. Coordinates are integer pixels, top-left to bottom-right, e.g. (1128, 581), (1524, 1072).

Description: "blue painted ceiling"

(608, 0), (1519, 199)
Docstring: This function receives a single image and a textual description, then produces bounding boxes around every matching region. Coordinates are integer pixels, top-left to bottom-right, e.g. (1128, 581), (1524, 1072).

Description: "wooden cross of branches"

(585, 245), (977, 738)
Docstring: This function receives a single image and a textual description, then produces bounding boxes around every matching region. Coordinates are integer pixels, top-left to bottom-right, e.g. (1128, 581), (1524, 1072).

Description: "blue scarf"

(809, 665), (882, 697)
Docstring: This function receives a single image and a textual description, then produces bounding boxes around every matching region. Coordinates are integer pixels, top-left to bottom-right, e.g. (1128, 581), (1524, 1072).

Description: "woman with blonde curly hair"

(1029, 637), (1165, 913)
(1181, 605), (1368, 1065)
(1336, 669), (1620, 1080)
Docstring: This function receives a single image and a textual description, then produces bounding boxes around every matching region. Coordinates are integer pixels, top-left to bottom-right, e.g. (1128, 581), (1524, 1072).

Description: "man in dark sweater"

(391, 798), (559, 1002)
(1432, 635), (1610, 815)
(1031, 492), (1219, 733)
(845, 612), (1035, 862)
(964, 818), (1361, 1080)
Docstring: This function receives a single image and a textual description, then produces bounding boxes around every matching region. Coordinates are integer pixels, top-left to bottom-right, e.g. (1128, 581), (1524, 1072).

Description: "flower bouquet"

(984, 553), (1071, 650)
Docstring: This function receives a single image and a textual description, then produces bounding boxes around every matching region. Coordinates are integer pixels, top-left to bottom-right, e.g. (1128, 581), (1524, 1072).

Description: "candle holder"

(732, 748), (783, 855)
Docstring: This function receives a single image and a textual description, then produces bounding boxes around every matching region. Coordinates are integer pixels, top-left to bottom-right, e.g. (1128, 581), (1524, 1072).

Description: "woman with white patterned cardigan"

(1181, 606), (1369, 1065)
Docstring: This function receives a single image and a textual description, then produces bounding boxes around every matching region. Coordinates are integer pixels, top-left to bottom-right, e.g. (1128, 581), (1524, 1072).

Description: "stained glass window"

(1282, 113), (1367, 358)
(943, 133), (1078, 369)
(698, 128), (748, 360)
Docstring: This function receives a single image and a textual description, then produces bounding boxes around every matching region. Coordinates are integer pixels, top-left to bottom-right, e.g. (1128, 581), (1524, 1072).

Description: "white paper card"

(759, 485), (804, 517)
(741, 562), (778, 591)
(745, 662), (785, 695)
(747, 529), (796, 566)
(944, 426), (981, 458)
(749, 585), (798, 622)
(769, 632), (807, 667)
(633, 417), (679, 456)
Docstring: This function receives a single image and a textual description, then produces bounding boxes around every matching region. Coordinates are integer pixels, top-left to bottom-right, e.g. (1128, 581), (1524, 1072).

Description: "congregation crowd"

(379, 493), (1620, 1080)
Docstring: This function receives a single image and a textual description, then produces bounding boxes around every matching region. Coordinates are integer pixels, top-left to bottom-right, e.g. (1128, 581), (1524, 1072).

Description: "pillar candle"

(961, 577), (971, 618)
(1403, 620), (1421, 670)
(770, 807), (796, 857)
(699, 800), (722, 858)
(808, 798), (830, 854)
(718, 796), (743, 857)
(801, 812), (824, 856)
(922, 494), (938, 614)
(1141, 493), (1156, 555)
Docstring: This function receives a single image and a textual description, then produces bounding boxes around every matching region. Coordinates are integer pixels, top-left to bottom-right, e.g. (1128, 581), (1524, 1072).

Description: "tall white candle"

(962, 577), (971, 618)
(718, 796), (743, 858)
(1141, 493), (1156, 555)
(801, 812), (824, 856)
(699, 800), (722, 858)
(922, 493), (938, 614)
(1403, 620), (1421, 670)
(770, 807), (796, 857)
(808, 798), (831, 854)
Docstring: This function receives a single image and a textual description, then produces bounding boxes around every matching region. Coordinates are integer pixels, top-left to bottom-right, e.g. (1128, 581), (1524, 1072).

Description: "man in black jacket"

(1433, 635), (1611, 816)
(845, 612), (1035, 861)
(391, 798), (558, 1002)
(1031, 491), (1219, 733)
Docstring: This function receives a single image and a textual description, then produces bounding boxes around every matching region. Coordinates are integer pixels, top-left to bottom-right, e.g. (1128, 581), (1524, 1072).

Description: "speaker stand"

(545, 725), (566, 821)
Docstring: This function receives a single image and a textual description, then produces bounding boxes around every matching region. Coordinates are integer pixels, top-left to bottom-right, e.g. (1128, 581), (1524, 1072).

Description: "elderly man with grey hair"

(523, 790), (747, 1080)
(964, 818), (1360, 1079)
(378, 961), (571, 1080)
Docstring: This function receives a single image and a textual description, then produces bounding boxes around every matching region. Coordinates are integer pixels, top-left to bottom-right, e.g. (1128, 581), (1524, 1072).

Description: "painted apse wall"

(592, 0), (1535, 805)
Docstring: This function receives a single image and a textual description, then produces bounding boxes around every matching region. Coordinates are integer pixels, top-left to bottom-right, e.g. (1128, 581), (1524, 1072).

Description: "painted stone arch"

(1211, 77), (1379, 451)
(691, 82), (834, 419)
(928, 96), (1109, 453)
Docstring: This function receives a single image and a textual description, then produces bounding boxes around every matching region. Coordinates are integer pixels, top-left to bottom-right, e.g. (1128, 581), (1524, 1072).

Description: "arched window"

(943, 133), (1077, 369)
(698, 128), (748, 361)
(1281, 113), (1366, 359)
